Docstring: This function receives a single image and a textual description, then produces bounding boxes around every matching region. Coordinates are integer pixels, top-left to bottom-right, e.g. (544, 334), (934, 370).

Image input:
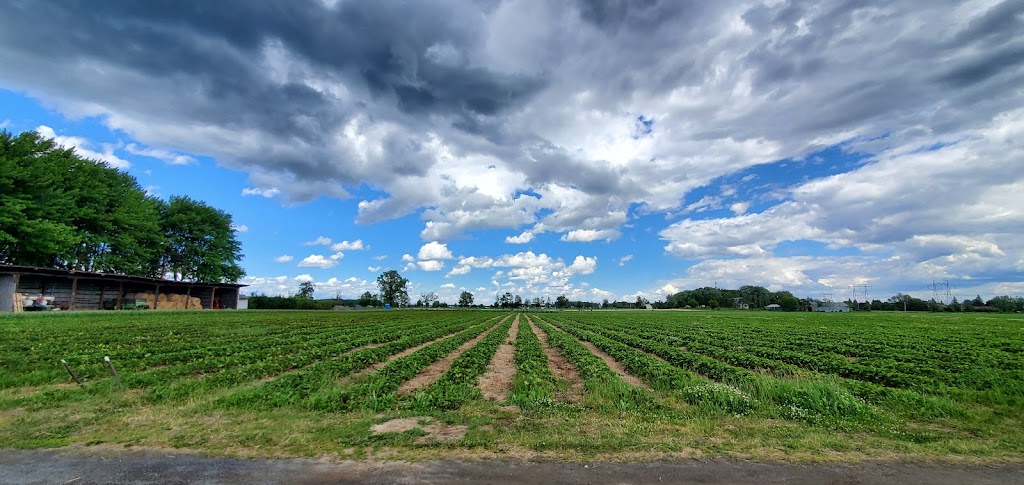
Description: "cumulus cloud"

(304, 236), (332, 246)
(561, 229), (619, 243)
(124, 143), (195, 165)
(241, 187), (280, 198)
(273, 255), (294, 263)
(505, 231), (535, 244)
(330, 239), (366, 251)
(618, 254), (633, 266)
(417, 241), (453, 260)
(35, 125), (131, 170)
(3, 1), (1022, 292)
(368, 266), (381, 272)
(298, 252), (343, 268)
(417, 260), (445, 271)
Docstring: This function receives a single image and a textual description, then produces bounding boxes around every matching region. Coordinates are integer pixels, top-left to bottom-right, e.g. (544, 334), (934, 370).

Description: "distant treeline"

(0, 130), (244, 283)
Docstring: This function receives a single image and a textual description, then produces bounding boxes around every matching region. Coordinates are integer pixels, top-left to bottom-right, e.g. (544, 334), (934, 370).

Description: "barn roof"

(0, 264), (246, 288)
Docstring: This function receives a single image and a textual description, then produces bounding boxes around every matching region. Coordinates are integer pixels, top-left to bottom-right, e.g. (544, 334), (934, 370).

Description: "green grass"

(0, 309), (1021, 462)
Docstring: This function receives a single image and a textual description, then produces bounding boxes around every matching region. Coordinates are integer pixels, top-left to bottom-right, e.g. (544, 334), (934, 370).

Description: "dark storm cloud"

(0, 0), (544, 127)
(1, 0), (1023, 252)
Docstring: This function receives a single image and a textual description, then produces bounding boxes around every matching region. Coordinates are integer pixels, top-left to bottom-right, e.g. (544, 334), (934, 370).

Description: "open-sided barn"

(0, 264), (246, 312)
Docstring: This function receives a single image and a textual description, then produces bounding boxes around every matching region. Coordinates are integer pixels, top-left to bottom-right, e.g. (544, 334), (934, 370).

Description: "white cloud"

(730, 201), (751, 216)
(561, 229), (619, 243)
(618, 254), (633, 266)
(35, 125), (131, 170)
(401, 254), (415, 263)
(294, 274), (314, 283)
(298, 254), (340, 268)
(304, 236), (332, 246)
(231, 224), (249, 233)
(373, 255), (388, 260)
(241, 187), (281, 198)
(568, 255), (597, 275)
(124, 143), (195, 165)
(274, 255), (294, 263)
(417, 241), (453, 260)
(447, 265), (471, 276)
(330, 239), (365, 251)
(440, 283), (455, 289)
(505, 231), (534, 244)
(368, 266), (381, 272)
(417, 260), (445, 271)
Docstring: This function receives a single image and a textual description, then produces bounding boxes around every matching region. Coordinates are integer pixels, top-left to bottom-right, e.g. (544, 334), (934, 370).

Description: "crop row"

(531, 317), (655, 413)
(304, 315), (507, 411)
(219, 315), (498, 409)
(509, 318), (558, 409)
(410, 317), (515, 410)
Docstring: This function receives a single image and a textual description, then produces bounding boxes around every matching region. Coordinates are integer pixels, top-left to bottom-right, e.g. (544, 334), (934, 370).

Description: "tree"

(635, 296), (649, 308)
(458, 291), (474, 307)
(421, 291), (438, 307)
(602, 298), (610, 309)
(156, 195), (245, 283)
(555, 295), (570, 308)
(298, 281), (315, 299)
(358, 291), (379, 307)
(0, 130), (164, 275)
(708, 299), (720, 309)
(514, 295), (523, 308)
(779, 295), (800, 311)
(376, 270), (409, 307)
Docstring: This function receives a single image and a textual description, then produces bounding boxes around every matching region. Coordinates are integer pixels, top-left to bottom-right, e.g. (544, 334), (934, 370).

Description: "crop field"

(0, 310), (1022, 461)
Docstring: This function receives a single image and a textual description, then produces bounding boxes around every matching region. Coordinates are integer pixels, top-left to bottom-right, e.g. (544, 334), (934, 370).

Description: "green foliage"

(0, 129), (243, 282)
(298, 281), (315, 299)
(156, 195), (244, 283)
(412, 317), (513, 410)
(510, 318), (558, 409)
(458, 291), (474, 307)
(376, 270), (409, 307)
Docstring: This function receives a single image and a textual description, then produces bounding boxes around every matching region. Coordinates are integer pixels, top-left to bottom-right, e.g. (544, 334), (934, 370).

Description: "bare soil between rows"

(2, 447), (1020, 485)
(397, 315), (510, 395)
(527, 316), (585, 404)
(478, 314), (520, 402)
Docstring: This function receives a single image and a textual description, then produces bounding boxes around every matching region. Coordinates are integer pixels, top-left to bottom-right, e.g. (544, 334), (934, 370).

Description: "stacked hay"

(13, 293), (23, 313)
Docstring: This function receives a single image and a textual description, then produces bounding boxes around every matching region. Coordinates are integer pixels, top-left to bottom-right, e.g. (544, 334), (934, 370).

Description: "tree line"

(0, 130), (244, 283)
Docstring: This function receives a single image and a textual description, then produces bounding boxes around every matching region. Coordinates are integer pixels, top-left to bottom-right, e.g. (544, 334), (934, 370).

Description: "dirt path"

(477, 314), (520, 402)
(3, 448), (1021, 485)
(526, 316), (584, 404)
(341, 320), (495, 385)
(396, 315), (509, 396)
(576, 339), (651, 389)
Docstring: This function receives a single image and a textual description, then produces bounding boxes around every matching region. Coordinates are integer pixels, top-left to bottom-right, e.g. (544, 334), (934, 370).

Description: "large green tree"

(376, 270), (409, 307)
(0, 130), (162, 275)
(156, 195), (245, 283)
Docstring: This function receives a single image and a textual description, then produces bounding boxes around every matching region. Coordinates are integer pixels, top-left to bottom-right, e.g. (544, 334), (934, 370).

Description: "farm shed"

(764, 304), (781, 311)
(0, 264), (246, 312)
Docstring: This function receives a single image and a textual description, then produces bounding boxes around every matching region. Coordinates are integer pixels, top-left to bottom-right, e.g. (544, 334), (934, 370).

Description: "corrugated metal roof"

(0, 264), (246, 288)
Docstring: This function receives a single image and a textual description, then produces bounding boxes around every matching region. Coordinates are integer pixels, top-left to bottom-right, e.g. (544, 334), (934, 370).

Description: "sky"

(1, 0), (1022, 305)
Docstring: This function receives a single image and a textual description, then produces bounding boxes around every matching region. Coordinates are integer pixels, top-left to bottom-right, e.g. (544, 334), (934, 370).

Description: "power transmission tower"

(849, 284), (870, 310)
(931, 279), (952, 305)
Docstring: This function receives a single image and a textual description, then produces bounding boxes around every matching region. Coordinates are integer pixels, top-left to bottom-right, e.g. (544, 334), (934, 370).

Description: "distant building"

(764, 304), (781, 311)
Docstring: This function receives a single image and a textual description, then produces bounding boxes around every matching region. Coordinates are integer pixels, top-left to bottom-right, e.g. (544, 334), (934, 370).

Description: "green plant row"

(571, 318), (962, 422)
(142, 317), (431, 403)
(304, 315), (509, 412)
(546, 316), (755, 414)
(530, 316), (655, 413)
(509, 317), (558, 409)
(218, 316), (497, 409)
(410, 316), (515, 410)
